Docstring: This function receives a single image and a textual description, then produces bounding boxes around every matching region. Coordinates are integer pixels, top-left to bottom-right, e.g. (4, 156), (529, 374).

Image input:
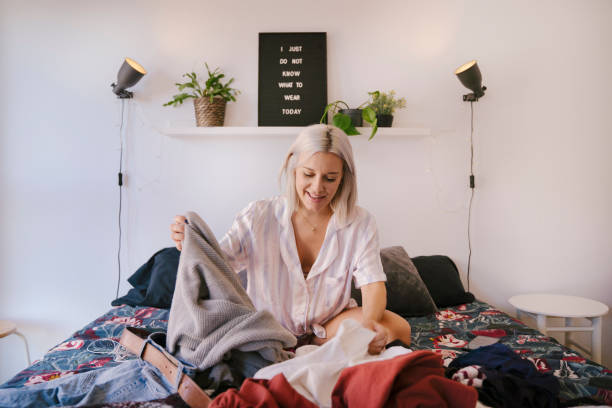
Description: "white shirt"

(219, 196), (387, 337)
(253, 319), (411, 407)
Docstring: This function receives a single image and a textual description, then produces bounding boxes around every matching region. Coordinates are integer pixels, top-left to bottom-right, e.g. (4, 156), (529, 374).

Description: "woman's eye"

(326, 178), (337, 182)
(304, 173), (314, 177)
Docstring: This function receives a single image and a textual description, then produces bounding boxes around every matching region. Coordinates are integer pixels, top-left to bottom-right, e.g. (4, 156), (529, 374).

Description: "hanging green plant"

(320, 100), (378, 140)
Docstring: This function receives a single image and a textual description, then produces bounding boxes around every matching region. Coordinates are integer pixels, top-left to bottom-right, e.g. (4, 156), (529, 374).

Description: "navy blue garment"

(195, 349), (277, 398)
(478, 371), (559, 408)
(450, 343), (560, 408)
(450, 343), (524, 370)
(112, 247), (180, 309)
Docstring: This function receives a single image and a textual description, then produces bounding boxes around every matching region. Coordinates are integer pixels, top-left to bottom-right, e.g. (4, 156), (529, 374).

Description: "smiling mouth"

(306, 192), (326, 201)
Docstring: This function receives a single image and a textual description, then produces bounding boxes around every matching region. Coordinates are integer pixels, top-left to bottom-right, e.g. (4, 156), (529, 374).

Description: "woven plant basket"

(193, 96), (226, 126)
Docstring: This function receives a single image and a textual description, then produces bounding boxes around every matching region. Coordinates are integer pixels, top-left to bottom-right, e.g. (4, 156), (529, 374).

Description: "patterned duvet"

(1, 301), (610, 404)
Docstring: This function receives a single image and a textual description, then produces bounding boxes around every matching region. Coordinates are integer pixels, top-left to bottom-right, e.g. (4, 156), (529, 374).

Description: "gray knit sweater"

(166, 211), (296, 371)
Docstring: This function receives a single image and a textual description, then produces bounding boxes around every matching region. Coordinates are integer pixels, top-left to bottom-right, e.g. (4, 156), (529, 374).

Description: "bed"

(1, 248), (610, 407)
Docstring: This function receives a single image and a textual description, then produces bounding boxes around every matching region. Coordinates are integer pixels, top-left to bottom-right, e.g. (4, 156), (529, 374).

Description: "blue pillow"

(111, 247), (180, 309)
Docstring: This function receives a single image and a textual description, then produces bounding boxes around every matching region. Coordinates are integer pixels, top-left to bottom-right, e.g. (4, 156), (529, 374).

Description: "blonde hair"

(279, 124), (357, 226)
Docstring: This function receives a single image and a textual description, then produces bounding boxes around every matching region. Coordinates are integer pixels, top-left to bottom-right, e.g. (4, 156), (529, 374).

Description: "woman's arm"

(360, 281), (387, 322)
(360, 281), (388, 354)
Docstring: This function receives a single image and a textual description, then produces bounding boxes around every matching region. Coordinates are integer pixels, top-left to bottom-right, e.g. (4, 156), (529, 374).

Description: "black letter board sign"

(258, 32), (327, 126)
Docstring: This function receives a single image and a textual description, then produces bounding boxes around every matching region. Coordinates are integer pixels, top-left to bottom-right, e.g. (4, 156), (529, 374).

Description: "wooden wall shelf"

(161, 126), (431, 138)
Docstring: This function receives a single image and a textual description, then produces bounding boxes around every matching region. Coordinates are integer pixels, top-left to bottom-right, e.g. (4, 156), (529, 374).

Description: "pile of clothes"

(447, 343), (560, 408)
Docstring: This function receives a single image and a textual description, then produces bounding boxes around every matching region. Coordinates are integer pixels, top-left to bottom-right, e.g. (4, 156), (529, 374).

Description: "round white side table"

(508, 293), (609, 364)
(0, 320), (31, 365)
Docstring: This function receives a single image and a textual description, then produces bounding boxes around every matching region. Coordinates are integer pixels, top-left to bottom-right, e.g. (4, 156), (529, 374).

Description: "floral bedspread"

(0, 305), (168, 389)
(1, 301), (610, 404)
(406, 300), (612, 404)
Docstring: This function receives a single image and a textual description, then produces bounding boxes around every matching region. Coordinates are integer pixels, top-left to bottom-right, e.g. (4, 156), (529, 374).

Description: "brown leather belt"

(119, 327), (212, 408)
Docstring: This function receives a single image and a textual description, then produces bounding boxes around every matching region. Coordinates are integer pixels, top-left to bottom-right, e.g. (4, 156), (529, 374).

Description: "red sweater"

(211, 351), (477, 407)
(332, 351), (478, 408)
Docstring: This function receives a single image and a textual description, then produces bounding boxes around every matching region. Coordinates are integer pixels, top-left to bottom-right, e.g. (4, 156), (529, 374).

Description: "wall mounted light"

(455, 60), (486, 102)
(111, 57), (147, 99)
(111, 57), (147, 300)
(455, 59), (488, 293)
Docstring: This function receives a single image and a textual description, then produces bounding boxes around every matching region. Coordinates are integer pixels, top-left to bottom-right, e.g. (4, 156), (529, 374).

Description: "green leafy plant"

(163, 63), (240, 107)
(320, 100), (378, 140)
(366, 90), (406, 115)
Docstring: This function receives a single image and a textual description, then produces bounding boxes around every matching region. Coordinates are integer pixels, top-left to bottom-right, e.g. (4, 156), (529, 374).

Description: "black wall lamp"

(111, 57), (147, 300)
(455, 59), (488, 293)
(111, 58), (147, 99)
(455, 60), (486, 102)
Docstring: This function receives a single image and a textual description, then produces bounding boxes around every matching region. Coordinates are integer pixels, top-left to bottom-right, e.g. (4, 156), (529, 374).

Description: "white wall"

(1, 0), (611, 382)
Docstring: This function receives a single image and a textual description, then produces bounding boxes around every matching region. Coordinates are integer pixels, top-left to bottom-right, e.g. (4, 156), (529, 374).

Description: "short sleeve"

(352, 212), (386, 289)
(219, 202), (255, 274)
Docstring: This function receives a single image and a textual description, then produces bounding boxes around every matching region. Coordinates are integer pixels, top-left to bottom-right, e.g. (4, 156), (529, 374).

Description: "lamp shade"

(455, 60), (486, 100)
(111, 58), (147, 98)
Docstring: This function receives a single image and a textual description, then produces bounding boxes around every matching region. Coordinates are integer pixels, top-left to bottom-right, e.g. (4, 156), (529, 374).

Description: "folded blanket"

(166, 211), (296, 371)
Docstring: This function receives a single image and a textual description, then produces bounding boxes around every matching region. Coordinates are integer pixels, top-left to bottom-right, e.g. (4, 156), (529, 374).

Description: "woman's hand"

(170, 215), (186, 251)
(360, 281), (388, 354)
(362, 319), (388, 355)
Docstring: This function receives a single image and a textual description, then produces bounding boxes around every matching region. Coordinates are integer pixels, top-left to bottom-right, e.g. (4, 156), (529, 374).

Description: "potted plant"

(320, 100), (378, 140)
(163, 63), (240, 127)
(366, 90), (406, 127)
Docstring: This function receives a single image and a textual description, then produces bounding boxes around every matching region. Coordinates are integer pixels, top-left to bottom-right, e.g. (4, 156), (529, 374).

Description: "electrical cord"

(116, 99), (126, 300)
(467, 101), (475, 292)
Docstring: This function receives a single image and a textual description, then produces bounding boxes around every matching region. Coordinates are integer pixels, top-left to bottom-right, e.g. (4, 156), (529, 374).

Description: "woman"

(170, 124), (411, 354)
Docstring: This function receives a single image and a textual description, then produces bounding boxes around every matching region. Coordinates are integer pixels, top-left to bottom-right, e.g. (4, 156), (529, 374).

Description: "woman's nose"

(312, 176), (325, 193)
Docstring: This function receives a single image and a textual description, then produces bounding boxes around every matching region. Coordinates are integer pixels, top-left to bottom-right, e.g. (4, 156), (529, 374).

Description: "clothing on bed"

(449, 343), (560, 407)
(2, 299), (610, 406)
(210, 374), (318, 408)
(0, 359), (173, 407)
(219, 196), (387, 337)
(213, 353), (479, 408)
(253, 318), (411, 407)
(332, 351), (479, 408)
(79, 394), (189, 408)
(111, 247), (180, 309)
(166, 211), (296, 372)
(195, 348), (276, 397)
(217, 318), (476, 408)
(452, 365), (486, 388)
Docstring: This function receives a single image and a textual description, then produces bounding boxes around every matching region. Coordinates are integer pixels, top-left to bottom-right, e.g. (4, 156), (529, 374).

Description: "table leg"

(14, 331), (31, 365)
(592, 316), (602, 364)
(561, 317), (572, 346)
(536, 314), (548, 336)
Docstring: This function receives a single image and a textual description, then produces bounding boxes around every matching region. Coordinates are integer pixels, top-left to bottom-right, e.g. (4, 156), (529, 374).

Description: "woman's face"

(295, 151), (344, 213)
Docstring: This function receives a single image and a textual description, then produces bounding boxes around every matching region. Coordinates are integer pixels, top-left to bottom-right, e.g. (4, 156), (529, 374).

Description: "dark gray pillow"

(351, 246), (438, 317)
(411, 255), (475, 307)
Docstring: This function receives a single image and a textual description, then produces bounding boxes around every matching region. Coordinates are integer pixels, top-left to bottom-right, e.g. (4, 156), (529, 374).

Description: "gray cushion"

(351, 246), (438, 317)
